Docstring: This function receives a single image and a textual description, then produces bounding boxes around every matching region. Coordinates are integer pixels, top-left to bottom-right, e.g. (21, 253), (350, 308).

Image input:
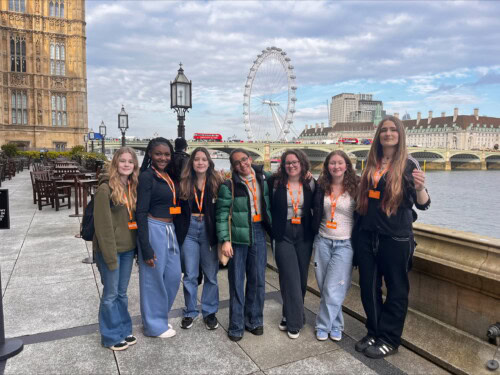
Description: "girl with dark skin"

(136, 138), (181, 338)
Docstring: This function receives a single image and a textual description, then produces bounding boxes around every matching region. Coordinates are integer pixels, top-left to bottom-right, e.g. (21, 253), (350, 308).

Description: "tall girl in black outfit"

(137, 137), (181, 339)
(269, 149), (316, 339)
(353, 116), (430, 359)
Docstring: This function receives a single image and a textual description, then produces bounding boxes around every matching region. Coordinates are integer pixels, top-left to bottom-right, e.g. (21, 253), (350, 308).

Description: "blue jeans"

(138, 219), (181, 337)
(96, 249), (135, 347)
(227, 222), (267, 337)
(313, 235), (353, 334)
(181, 216), (219, 318)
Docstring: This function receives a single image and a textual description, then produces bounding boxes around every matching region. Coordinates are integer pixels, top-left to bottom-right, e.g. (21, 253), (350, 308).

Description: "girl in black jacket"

(176, 147), (223, 331)
(269, 149), (315, 339)
(354, 116), (430, 359)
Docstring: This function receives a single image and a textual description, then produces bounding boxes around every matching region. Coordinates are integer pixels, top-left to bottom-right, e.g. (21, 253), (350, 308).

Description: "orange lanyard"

(193, 179), (206, 213)
(372, 164), (390, 189)
(243, 172), (259, 215)
(287, 182), (302, 218)
(152, 167), (177, 205)
(329, 190), (342, 221)
(123, 181), (133, 222)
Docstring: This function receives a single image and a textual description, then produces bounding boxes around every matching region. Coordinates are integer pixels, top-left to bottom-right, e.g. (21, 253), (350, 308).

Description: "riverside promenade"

(0, 169), (448, 374)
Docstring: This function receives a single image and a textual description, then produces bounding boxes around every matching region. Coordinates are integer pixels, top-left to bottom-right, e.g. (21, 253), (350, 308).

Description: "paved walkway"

(0, 169), (448, 374)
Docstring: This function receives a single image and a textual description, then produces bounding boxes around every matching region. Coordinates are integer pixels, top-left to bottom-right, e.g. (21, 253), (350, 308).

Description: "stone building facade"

(0, 0), (87, 150)
(300, 108), (500, 150)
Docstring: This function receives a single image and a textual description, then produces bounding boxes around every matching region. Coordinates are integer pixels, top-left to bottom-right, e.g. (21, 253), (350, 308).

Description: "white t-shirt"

(319, 192), (355, 240)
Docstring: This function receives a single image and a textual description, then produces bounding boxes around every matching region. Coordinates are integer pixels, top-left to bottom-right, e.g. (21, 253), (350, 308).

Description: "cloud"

(85, 0), (500, 139)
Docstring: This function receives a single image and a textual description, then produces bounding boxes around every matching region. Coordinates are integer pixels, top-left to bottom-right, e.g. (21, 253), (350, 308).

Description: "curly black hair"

(140, 137), (176, 178)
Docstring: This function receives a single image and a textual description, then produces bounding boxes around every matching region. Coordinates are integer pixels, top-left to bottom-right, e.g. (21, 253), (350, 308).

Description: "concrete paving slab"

(3, 278), (100, 337)
(116, 316), (259, 375)
(17, 236), (88, 258)
(1, 259), (16, 294)
(27, 223), (80, 238)
(8, 252), (95, 288)
(4, 333), (118, 375)
(0, 244), (23, 261)
(217, 298), (339, 371)
(264, 350), (376, 375)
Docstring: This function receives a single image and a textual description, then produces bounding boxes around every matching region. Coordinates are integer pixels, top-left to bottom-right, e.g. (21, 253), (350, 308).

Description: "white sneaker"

(158, 328), (176, 338)
(168, 324), (172, 329)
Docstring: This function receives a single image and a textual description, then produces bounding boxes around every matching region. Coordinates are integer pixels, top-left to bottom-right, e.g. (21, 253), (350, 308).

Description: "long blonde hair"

(179, 147), (223, 200)
(108, 147), (139, 210)
(357, 116), (408, 216)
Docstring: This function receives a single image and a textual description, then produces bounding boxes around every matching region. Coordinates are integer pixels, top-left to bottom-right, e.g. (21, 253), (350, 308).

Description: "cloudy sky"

(86, 0), (500, 140)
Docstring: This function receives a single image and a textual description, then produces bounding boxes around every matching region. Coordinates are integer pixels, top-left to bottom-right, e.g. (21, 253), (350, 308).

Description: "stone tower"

(0, 0), (87, 150)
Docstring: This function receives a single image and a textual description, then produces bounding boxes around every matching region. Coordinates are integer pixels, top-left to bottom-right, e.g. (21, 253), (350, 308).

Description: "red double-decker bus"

(339, 137), (359, 144)
(193, 133), (223, 142)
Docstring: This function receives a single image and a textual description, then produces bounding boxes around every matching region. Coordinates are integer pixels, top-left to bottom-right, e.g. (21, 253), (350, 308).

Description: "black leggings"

(356, 230), (415, 348)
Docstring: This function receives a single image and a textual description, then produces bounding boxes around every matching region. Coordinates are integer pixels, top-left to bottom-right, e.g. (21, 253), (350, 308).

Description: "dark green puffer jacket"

(216, 164), (272, 245)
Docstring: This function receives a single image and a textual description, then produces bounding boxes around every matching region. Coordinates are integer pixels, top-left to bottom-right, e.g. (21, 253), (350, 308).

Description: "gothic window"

(50, 42), (65, 76)
(9, 0), (25, 12)
(10, 36), (26, 73)
(51, 94), (67, 126)
(49, 0), (64, 17)
(11, 91), (28, 125)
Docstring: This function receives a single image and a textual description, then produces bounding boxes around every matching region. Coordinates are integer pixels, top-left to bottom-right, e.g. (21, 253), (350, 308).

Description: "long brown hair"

(273, 149), (310, 187)
(357, 115), (408, 216)
(108, 147), (139, 210)
(179, 147), (223, 200)
(318, 150), (358, 198)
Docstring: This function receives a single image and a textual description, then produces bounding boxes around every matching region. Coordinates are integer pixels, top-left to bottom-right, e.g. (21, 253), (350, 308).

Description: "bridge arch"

(409, 151), (445, 162)
(485, 154), (500, 168)
(449, 153), (481, 162)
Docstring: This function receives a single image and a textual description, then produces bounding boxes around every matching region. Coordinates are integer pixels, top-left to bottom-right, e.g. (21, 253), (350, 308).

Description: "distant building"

(0, 0), (88, 151)
(330, 93), (383, 126)
(300, 108), (500, 150)
(402, 112), (411, 120)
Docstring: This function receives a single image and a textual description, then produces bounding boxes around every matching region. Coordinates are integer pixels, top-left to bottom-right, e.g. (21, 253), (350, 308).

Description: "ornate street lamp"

(99, 121), (107, 155)
(118, 105), (128, 146)
(89, 129), (95, 153)
(170, 63), (192, 139)
(83, 134), (88, 152)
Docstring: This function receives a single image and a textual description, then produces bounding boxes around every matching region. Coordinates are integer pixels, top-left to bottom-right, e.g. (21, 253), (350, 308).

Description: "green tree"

(1, 144), (19, 157)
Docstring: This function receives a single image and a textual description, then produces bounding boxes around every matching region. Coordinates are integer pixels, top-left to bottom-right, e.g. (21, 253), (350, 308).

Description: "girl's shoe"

(330, 330), (342, 342)
(158, 328), (176, 338)
(125, 335), (137, 345)
(109, 341), (128, 351)
(287, 330), (300, 339)
(316, 330), (328, 341)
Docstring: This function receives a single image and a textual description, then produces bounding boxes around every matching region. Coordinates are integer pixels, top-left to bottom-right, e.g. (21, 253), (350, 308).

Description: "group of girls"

(93, 115), (430, 360)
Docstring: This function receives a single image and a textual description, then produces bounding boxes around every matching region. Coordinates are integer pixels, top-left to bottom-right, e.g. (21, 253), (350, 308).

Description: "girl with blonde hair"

(93, 146), (139, 351)
(353, 116), (430, 359)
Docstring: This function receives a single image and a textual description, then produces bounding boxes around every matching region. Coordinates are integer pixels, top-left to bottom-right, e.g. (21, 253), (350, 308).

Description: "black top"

(359, 157), (431, 237)
(137, 167), (179, 260)
(174, 182), (218, 247)
(268, 176), (316, 242)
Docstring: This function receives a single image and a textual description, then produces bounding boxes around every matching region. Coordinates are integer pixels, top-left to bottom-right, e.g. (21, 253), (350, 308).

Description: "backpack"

(80, 187), (114, 241)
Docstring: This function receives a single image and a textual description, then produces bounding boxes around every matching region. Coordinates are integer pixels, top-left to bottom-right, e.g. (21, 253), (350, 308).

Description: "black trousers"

(274, 220), (313, 331)
(356, 229), (414, 348)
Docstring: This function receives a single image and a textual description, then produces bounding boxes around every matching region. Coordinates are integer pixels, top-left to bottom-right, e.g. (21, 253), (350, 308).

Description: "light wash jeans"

(313, 235), (353, 334)
(181, 216), (219, 318)
(96, 249), (135, 347)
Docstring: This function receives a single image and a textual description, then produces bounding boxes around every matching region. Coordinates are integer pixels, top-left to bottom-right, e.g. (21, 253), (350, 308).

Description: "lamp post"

(118, 105), (128, 146)
(83, 134), (88, 152)
(170, 63), (192, 139)
(89, 129), (95, 152)
(99, 120), (107, 155)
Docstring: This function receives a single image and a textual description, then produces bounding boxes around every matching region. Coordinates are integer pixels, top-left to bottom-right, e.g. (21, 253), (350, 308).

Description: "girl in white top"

(311, 150), (359, 342)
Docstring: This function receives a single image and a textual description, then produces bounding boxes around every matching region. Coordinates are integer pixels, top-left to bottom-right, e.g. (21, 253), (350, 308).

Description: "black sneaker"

(181, 316), (196, 329)
(355, 335), (376, 352)
(204, 313), (219, 330)
(278, 318), (287, 331)
(246, 326), (264, 336)
(228, 334), (242, 342)
(124, 335), (137, 346)
(109, 341), (128, 351)
(364, 340), (398, 359)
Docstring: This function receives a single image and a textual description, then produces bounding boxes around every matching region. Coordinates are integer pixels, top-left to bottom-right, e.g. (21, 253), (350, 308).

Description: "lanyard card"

(128, 221), (138, 230)
(291, 217), (301, 224)
(326, 221), (337, 229)
(368, 190), (380, 199)
(253, 214), (261, 222)
(170, 206), (181, 215)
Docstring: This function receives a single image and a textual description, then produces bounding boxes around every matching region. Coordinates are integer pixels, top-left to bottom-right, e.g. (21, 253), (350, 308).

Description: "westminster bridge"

(102, 140), (500, 170)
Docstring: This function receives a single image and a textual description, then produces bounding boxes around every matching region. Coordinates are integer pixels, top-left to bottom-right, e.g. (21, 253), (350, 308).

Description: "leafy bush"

(1, 144), (19, 157)
(70, 145), (86, 156)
